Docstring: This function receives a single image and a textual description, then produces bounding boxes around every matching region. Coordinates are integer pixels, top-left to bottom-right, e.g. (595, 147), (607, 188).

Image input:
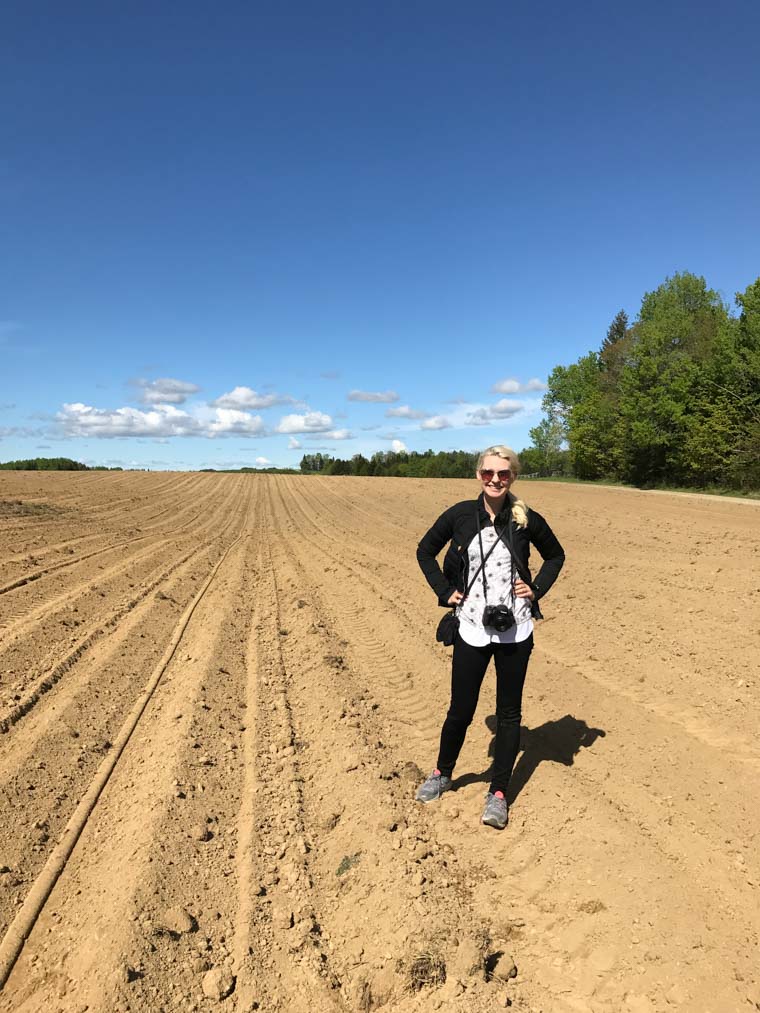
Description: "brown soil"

(0, 472), (758, 1013)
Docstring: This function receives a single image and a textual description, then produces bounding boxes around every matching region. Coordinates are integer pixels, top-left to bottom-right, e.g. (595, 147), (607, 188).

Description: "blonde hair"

(477, 445), (529, 528)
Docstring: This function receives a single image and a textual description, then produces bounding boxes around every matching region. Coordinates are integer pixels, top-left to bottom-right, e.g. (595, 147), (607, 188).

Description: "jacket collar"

(477, 490), (512, 529)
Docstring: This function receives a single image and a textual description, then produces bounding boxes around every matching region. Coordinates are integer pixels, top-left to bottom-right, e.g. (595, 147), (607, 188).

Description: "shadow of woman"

(452, 714), (606, 804)
(504, 715), (606, 805)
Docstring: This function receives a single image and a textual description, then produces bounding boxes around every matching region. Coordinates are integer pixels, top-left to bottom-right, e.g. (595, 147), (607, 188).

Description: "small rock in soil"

(273, 906), (294, 930)
(190, 824), (211, 842)
(491, 953), (518, 982)
(163, 906), (196, 936)
(118, 960), (142, 983)
(201, 966), (235, 1000)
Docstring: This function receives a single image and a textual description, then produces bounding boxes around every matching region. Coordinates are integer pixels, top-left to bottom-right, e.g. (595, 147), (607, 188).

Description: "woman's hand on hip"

(447, 590), (464, 605)
(513, 579), (535, 601)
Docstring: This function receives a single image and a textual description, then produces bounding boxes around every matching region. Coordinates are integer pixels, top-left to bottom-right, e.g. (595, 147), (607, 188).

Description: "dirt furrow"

(0, 477), (225, 593)
(0, 483), (254, 1010)
(0, 474), (222, 576)
(0, 474), (238, 612)
(0, 477), (247, 706)
(0, 487), (251, 941)
(230, 532), (346, 1012)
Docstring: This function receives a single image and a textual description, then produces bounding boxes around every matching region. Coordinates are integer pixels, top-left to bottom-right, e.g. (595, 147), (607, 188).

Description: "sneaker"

(481, 792), (508, 829)
(415, 770), (453, 803)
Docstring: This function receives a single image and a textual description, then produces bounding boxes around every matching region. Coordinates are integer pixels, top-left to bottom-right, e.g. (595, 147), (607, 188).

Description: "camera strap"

(464, 507), (499, 604)
(478, 511), (517, 607)
(475, 508), (504, 605)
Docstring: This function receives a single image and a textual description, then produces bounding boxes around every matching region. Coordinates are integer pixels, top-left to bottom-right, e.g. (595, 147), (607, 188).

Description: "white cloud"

(463, 408), (493, 426)
(464, 400), (525, 425)
(491, 377), (546, 394)
(255, 457), (271, 466)
(421, 416), (452, 430)
(213, 386), (295, 410)
(391, 439), (408, 453)
(386, 405), (428, 419)
(490, 399), (526, 417)
(304, 429), (353, 442)
(57, 402), (264, 439)
(59, 402), (199, 438)
(347, 389), (399, 403)
(206, 408), (265, 436)
(287, 437), (302, 449)
(136, 377), (200, 405)
(276, 411), (333, 434)
(491, 378), (520, 394)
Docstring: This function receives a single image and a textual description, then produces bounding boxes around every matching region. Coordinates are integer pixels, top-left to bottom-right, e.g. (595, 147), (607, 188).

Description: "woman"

(415, 445), (565, 829)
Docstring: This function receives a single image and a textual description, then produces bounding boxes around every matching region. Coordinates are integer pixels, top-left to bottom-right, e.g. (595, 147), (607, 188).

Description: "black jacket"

(416, 493), (565, 619)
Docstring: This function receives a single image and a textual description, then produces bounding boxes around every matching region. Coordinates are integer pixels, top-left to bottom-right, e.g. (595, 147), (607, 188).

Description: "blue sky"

(2, 1), (759, 469)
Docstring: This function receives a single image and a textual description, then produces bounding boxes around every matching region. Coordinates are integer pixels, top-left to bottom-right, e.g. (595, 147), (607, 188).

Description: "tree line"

(0, 458), (126, 471)
(523, 272), (760, 490)
(300, 449), (477, 478)
(0, 457), (93, 471)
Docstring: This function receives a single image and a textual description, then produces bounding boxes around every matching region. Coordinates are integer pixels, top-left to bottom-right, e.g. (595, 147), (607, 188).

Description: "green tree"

(600, 309), (628, 359)
(543, 353), (618, 478)
(527, 418), (565, 475)
(616, 273), (730, 485)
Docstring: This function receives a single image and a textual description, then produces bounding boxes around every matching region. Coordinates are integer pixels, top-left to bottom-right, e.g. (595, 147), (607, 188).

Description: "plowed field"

(0, 472), (758, 1013)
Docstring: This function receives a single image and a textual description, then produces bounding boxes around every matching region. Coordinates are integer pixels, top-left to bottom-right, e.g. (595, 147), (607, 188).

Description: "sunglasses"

(479, 468), (512, 482)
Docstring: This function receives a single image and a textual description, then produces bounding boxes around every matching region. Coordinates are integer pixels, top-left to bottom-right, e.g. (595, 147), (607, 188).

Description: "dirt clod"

(490, 952), (518, 982)
(201, 966), (235, 1000)
(162, 906), (196, 936)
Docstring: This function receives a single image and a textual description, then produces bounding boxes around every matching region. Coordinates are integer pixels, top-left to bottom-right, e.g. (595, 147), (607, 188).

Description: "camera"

(482, 604), (515, 632)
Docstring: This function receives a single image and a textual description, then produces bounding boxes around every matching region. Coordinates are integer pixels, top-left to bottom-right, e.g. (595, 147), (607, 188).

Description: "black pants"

(436, 632), (533, 796)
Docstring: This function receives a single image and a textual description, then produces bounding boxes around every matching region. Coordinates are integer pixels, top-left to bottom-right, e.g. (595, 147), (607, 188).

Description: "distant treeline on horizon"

(0, 457), (122, 471)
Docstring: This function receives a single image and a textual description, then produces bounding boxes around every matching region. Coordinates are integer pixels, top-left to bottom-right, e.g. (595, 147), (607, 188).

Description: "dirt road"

(0, 472), (758, 1012)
